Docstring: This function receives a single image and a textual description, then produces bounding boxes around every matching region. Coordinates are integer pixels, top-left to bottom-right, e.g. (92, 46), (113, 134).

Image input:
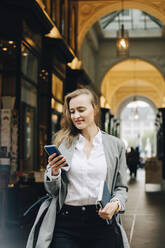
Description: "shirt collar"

(76, 128), (102, 149)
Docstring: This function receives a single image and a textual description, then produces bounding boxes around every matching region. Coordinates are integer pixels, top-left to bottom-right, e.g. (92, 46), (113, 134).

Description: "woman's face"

(69, 94), (96, 130)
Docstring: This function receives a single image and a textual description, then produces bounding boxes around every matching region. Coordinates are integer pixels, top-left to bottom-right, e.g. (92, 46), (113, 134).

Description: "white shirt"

(46, 130), (107, 206)
(46, 130), (121, 210)
(64, 130), (107, 206)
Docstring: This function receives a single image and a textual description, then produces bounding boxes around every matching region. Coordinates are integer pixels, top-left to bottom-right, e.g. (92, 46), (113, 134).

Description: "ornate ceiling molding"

(77, 0), (165, 51)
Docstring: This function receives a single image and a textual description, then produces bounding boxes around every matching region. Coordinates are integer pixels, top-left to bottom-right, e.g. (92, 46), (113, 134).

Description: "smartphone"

(44, 145), (61, 156)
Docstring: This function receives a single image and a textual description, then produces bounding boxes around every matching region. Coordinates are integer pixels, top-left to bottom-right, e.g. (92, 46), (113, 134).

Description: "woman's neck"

(81, 125), (98, 143)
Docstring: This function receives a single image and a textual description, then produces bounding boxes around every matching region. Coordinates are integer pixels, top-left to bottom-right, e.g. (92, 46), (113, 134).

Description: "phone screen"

(44, 145), (61, 156)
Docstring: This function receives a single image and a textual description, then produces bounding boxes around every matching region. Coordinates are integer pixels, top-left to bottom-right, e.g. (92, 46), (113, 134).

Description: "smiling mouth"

(75, 120), (83, 124)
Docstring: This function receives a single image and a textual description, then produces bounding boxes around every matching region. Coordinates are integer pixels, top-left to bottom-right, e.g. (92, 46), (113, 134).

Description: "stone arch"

(116, 95), (157, 120)
(99, 57), (165, 89)
(100, 58), (165, 113)
(110, 79), (161, 106)
(112, 91), (160, 116)
(78, 1), (165, 51)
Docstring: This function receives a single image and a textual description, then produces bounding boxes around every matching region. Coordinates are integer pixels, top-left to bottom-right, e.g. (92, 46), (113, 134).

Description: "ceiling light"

(116, 24), (129, 56)
(8, 41), (14, 44)
(116, 0), (129, 56)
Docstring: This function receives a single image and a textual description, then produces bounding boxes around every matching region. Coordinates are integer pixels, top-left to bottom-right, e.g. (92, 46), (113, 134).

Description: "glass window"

(122, 10), (130, 17)
(52, 73), (63, 101)
(21, 44), (38, 83)
(0, 74), (2, 99)
(51, 98), (63, 113)
(21, 79), (38, 172)
(23, 105), (36, 172)
(21, 79), (37, 107)
(51, 113), (61, 136)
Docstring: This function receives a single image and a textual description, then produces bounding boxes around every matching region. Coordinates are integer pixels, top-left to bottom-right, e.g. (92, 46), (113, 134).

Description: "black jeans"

(50, 204), (119, 248)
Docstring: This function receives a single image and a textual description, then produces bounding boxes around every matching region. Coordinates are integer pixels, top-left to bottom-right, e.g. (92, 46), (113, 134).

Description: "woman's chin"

(75, 124), (85, 130)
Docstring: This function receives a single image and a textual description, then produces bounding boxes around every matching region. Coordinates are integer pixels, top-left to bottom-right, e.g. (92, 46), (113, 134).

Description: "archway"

(77, 1), (165, 51)
(100, 59), (165, 114)
(119, 97), (156, 161)
(116, 95), (157, 119)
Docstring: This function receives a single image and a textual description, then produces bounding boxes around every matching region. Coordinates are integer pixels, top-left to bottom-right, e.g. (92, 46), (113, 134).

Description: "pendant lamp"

(116, 0), (129, 56)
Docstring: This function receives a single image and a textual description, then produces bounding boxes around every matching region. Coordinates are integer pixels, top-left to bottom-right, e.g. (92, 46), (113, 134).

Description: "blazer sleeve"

(111, 142), (128, 213)
(44, 164), (61, 196)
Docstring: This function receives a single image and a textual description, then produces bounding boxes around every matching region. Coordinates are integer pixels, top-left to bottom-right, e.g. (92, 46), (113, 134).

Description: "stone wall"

(95, 38), (165, 90)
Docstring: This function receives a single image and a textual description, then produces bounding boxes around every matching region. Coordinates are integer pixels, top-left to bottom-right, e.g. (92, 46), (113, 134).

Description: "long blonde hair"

(54, 88), (100, 147)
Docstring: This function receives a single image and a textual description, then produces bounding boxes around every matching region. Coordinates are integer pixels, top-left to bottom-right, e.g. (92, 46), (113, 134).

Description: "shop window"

(21, 44), (38, 84)
(21, 79), (37, 171)
(51, 73), (64, 135)
(23, 104), (36, 172)
(0, 74), (2, 101)
(51, 98), (63, 113)
(51, 112), (61, 138)
(52, 73), (63, 102)
(21, 79), (37, 107)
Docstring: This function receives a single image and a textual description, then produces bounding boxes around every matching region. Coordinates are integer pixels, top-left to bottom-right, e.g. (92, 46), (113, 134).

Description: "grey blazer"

(26, 131), (130, 248)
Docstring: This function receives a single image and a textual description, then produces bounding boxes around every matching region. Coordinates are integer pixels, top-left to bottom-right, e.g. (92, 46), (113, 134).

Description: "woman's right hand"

(48, 153), (67, 176)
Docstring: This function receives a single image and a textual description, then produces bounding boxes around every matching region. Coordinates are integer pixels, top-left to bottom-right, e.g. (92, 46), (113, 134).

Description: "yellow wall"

(100, 59), (165, 114)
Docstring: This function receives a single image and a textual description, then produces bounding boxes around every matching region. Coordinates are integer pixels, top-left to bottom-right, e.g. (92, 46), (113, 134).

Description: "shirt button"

(82, 206), (86, 211)
(65, 210), (69, 215)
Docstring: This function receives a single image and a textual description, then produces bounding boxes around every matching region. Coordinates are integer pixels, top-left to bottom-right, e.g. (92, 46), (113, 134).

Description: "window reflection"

(51, 113), (61, 137)
(51, 98), (63, 113)
(52, 73), (63, 101)
(25, 113), (31, 159)
(23, 106), (36, 172)
(21, 79), (37, 107)
(0, 74), (2, 101)
(21, 44), (38, 83)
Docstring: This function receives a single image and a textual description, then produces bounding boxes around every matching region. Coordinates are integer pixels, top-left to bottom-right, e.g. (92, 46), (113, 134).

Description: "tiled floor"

(1, 169), (165, 248)
(122, 169), (165, 248)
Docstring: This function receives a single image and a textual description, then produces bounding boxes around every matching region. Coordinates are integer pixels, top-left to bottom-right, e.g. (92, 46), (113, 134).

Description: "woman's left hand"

(98, 201), (119, 220)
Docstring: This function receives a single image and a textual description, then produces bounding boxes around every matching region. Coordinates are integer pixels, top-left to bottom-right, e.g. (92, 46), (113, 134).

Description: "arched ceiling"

(76, 0), (165, 51)
(100, 59), (165, 115)
(116, 95), (157, 119)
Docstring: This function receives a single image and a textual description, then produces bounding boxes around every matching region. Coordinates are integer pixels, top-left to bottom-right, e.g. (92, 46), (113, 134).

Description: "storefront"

(0, 1), (74, 226)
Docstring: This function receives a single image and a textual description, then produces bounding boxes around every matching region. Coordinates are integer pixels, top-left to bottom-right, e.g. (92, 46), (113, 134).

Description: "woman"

(26, 88), (129, 248)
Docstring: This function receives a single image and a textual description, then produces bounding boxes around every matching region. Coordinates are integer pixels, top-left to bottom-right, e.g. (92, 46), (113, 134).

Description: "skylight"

(99, 9), (162, 38)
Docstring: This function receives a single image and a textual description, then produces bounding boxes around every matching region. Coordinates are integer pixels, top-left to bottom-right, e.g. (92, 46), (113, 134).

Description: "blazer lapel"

(102, 132), (118, 194)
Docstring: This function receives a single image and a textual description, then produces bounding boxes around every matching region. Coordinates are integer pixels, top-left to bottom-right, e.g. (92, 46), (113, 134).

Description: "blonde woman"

(26, 88), (129, 248)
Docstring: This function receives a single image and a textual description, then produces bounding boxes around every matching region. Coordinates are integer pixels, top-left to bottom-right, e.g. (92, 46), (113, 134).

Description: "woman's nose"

(73, 111), (80, 118)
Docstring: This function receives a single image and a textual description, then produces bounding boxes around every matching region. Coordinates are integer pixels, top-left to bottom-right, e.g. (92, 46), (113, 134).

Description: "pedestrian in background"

(26, 88), (129, 248)
(126, 147), (138, 178)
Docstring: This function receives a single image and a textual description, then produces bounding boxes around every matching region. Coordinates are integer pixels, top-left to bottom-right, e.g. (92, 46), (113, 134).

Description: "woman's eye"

(79, 109), (85, 112)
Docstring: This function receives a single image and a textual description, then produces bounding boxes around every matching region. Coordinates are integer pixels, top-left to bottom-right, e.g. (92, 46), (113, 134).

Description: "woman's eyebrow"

(70, 106), (86, 110)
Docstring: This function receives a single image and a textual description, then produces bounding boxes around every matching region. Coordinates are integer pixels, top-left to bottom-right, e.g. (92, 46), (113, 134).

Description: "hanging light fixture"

(132, 96), (139, 120)
(134, 106), (139, 120)
(116, 0), (129, 56)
